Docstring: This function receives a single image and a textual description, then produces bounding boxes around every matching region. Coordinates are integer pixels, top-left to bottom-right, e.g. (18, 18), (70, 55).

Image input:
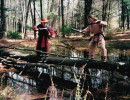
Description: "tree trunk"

(21, 0), (26, 36)
(0, 0), (6, 38)
(84, 0), (92, 37)
(61, 0), (65, 37)
(102, 0), (109, 21)
(40, 0), (43, 19)
(118, 0), (121, 28)
(127, 8), (129, 29)
(121, 0), (125, 32)
(33, 0), (37, 39)
(13, 17), (15, 32)
(24, 0), (31, 38)
(30, 3), (34, 27)
(84, 0), (92, 28)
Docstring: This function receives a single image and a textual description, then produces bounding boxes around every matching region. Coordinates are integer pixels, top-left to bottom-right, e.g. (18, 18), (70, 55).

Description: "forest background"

(0, 0), (130, 39)
(0, 0), (130, 99)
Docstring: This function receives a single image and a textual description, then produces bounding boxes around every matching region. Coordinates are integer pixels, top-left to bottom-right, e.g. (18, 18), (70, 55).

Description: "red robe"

(34, 24), (56, 55)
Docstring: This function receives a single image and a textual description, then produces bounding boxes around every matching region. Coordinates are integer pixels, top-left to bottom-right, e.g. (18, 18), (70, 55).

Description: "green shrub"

(105, 32), (113, 40)
(104, 28), (114, 40)
(60, 24), (73, 36)
(7, 30), (22, 39)
(25, 24), (33, 31)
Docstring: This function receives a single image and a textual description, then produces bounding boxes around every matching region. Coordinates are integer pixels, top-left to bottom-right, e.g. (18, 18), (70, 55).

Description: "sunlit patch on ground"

(113, 30), (130, 41)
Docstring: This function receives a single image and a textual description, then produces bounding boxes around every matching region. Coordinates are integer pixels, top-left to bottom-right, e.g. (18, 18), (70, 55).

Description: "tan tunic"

(83, 20), (107, 57)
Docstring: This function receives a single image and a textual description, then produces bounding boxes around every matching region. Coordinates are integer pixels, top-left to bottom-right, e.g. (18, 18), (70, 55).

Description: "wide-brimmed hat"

(41, 18), (49, 22)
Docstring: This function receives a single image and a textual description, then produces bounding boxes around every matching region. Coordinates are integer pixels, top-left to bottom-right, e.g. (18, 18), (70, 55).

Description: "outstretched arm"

(81, 26), (90, 34)
(33, 26), (39, 31)
(48, 28), (56, 38)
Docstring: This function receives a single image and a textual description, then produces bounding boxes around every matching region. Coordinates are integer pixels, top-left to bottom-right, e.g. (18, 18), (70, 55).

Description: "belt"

(94, 33), (105, 39)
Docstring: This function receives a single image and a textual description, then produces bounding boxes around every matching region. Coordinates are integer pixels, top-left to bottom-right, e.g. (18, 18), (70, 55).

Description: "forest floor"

(112, 30), (130, 41)
(0, 30), (130, 99)
(0, 30), (130, 51)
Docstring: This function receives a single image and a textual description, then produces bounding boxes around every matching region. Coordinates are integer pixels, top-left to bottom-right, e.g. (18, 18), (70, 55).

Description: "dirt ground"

(113, 30), (130, 41)
(0, 30), (130, 50)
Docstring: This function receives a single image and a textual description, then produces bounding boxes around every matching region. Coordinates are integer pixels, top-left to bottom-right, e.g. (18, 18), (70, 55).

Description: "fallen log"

(33, 56), (130, 77)
(0, 49), (130, 77)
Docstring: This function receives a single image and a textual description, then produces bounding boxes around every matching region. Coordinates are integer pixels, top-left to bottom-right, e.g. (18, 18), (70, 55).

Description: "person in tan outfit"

(81, 14), (107, 62)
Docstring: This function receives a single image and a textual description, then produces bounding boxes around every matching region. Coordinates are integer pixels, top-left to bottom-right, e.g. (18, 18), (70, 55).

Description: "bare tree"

(127, 7), (129, 29)
(84, 0), (93, 28)
(40, 0), (43, 19)
(24, 0), (31, 38)
(121, 0), (130, 30)
(0, 0), (6, 38)
(61, 0), (65, 37)
(102, 0), (109, 21)
(33, 0), (36, 39)
(121, 0), (126, 31)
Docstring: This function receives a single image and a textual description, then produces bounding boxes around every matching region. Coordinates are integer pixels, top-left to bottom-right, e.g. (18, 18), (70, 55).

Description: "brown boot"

(104, 56), (107, 62)
(101, 56), (107, 62)
(90, 55), (95, 60)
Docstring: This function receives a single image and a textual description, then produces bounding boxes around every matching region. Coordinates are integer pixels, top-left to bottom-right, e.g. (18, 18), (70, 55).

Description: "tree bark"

(84, 0), (92, 37)
(102, 0), (109, 21)
(24, 0), (31, 38)
(33, 0), (37, 39)
(121, 0), (125, 31)
(127, 8), (129, 29)
(84, 0), (92, 28)
(61, 0), (65, 37)
(40, 0), (43, 19)
(0, 0), (6, 38)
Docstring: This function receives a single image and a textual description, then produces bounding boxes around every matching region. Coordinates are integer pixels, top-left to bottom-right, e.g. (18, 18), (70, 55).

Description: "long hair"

(87, 14), (98, 21)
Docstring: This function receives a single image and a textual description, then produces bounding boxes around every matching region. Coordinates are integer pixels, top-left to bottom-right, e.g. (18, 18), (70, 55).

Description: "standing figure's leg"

(41, 37), (49, 56)
(99, 38), (107, 61)
(88, 40), (97, 59)
(36, 37), (42, 56)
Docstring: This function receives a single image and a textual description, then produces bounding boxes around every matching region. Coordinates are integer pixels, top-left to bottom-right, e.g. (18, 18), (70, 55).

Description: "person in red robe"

(33, 18), (56, 56)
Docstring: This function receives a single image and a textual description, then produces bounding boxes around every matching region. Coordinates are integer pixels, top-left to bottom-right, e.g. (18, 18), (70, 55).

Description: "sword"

(39, 28), (48, 30)
(72, 28), (85, 35)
